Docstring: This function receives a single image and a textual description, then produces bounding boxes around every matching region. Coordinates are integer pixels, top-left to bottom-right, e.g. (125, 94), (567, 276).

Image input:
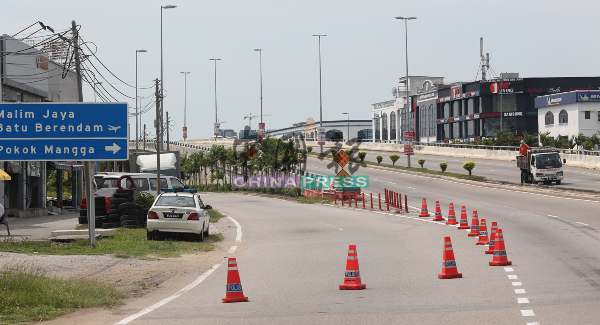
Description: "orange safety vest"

(519, 144), (530, 155)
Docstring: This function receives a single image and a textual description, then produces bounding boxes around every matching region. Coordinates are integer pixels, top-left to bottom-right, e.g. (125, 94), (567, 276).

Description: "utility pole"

(166, 111), (170, 151)
(143, 124), (146, 151)
(72, 20), (95, 247)
(155, 79), (161, 190)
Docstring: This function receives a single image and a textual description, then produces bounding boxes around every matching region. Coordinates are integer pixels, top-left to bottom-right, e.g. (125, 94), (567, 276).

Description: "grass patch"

(0, 264), (124, 324)
(208, 209), (226, 223)
(0, 228), (214, 258)
(307, 152), (485, 181)
(208, 233), (224, 242)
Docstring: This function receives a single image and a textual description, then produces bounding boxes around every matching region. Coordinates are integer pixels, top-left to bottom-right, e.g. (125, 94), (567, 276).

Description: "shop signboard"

(403, 131), (414, 139)
(183, 126), (187, 139)
(214, 123), (220, 136)
(480, 78), (524, 95)
(404, 144), (414, 155)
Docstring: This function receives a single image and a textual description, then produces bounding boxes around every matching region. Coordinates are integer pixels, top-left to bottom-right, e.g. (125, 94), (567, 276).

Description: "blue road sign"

(0, 102), (128, 161)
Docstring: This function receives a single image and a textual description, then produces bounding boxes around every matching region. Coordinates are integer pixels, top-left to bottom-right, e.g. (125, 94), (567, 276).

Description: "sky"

(2, 0), (599, 140)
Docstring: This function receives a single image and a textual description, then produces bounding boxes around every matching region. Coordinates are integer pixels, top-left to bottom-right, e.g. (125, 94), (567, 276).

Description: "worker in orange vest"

(519, 140), (531, 156)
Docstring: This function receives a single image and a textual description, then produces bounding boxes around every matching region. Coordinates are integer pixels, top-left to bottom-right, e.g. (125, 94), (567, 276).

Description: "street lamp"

(160, 4), (177, 150)
(395, 16), (416, 168)
(92, 81), (102, 102)
(312, 34), (326, 153)
(180, 71), (190, 141)
(254, 49), (263, 124)
(343, 112), (349, 141)
(209, 58), (221, 139)
(135, 49), (147, 152)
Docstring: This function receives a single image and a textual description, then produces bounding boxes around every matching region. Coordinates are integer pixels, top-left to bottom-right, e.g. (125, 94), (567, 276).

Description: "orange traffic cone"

(438, 237), (462, 279)
(485, 222), (498, 254)
(457, 206), (470, 229)
(476, 218), (490, 245)
(467, 211), (480, 237)
(339, 244), (366, 290)
(419, 198), (430, 217)
(432, 201), (445, 221)
(222, 258), (249, 303)
(489, 228), (512, 266)
(446, 203), (458, 225)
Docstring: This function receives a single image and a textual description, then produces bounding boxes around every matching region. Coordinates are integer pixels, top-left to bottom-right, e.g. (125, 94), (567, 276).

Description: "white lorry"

(128, 152), (185, 179)
(517, 147), (565, 185)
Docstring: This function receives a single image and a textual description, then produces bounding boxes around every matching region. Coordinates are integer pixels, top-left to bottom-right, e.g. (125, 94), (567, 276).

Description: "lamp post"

(254, 49), (263, 124)
(312, 34), (326, 153)
(180, 71), (190, 141)
(160, 4), (177, 150)
(135, 49), (147, 152)
(395, 16), (416, 168)
(342, 112), (350, 142)
(209, 58), (221, 139)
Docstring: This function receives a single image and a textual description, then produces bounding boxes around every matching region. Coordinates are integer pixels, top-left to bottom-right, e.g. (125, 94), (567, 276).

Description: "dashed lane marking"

(518, 298), (530, 303)
(512, 282), (523, 286)
(228, 246), (237, 253)
(515, 289), (526, 294)
(508, 275), (518, 279)
(577, 221), (589, 226)
(521, 310), (535, 316)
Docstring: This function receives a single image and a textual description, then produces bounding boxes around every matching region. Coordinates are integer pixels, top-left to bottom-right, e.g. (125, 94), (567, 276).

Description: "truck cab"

(517, 147), (564, 185)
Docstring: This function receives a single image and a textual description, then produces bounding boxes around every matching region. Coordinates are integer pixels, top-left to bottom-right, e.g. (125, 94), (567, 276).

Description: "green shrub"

(307, 145), (313, 153)
(376, 155), (383, 164)
(463, 161), (475, 176)
(134, 192), (155, 209)
(418, 158), (425, 169)
(357, 151), (367, 162)
(330, 148), (337, 156)
(439, 162), (448, 173)
(389, 154), (400, 166)
(344, 149), (353, 156)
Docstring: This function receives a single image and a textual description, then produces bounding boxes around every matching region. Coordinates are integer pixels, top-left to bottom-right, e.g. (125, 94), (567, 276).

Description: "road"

(99, 155), (600, 324)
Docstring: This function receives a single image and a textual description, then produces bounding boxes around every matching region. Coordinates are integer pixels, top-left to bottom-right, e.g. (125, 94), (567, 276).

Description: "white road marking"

(526, 322), (541, 325)
(576, 222), (589, 226)
(115, 261), (224, 324)
(518, 297), (530, 303)
(228, 246), (237, 253)
(227, 216), (243, 242)
(521, 310), (535, 316)
(512, 282), (523, 286)
(515, 289), (526, 294)
(548, 215), (558, 218)
(508, 275), (518, 279)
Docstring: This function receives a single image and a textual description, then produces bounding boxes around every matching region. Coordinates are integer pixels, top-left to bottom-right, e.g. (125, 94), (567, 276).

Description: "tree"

(463, 161), (475, 176)
(389, 154), (400, 166)
(376, 155), (383, 164)
(418, 159), (425, 169)
(357, 151), (367, 162)
(439, 162), (448, 173)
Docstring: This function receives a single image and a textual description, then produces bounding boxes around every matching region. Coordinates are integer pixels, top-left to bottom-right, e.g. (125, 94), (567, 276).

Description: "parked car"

(96, 173), (187, 197)
(146, 189), (211, 241)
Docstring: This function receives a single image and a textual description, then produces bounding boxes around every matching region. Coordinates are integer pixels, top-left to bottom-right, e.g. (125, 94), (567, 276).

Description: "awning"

(53, 161), (85, 171)
(0, 169), (11, 180)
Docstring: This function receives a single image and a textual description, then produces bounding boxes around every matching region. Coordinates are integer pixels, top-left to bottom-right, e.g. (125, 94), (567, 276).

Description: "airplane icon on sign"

(108, 125), (121, 132)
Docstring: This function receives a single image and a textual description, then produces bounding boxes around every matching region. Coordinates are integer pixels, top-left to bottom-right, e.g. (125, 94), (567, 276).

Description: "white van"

(96, 173), (187, 197)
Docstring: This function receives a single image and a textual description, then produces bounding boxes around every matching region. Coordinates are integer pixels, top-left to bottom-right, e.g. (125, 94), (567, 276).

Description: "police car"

(147, 189), (211, 241)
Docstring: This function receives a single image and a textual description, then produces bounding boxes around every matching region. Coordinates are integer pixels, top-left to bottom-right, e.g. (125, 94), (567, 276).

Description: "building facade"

(265, 117), (372, 141)
(535, 91), (600, 139)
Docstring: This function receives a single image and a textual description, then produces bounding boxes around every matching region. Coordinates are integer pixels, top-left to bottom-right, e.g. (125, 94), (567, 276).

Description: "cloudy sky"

(2, 0), (598, 140)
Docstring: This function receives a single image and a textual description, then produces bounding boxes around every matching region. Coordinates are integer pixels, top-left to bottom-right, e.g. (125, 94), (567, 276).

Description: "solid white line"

(508, 274), (518, 279)
(521, 310), (535, 316)
(518, 298), (530, 303)
(515, 289), (526, 294)
(548, 215), (558, 218)
(114, 261), (224, 325)
(526, 322), (541, 325)
(577, 221), (589, 226)
(512, 282), (523, 286)
(228, 246), (237, 253)
(227, 216), (243, 242)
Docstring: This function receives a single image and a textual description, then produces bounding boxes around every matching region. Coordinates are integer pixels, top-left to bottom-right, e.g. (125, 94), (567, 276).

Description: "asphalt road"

(110, 157), (600, 324)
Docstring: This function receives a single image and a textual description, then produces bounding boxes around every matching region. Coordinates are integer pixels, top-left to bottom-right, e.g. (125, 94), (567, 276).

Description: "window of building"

(443, 124), (450, 140)
(429, 104), (436, 136)
(598, 111), (600, 121)
(326, 129), (343, 141)
(545, 111), (554, 125)
(443, 103), (450, 118)
(382, 113), (388, 140)
(374, 118), (380, 140)
(559, 109), (568, 124)
(585, 111), (591, 119)
(492, 94), (516, 113)
(453, 122), (460, 139)
(467, 120), (475, 137)
(401, 110), (407, 132)
(453, 101), (460, 117)
(390, 111), (397, 140)
(420, 106), (427, 136)
(409, 111), (415, 131)
(467, 98), (474, 115)
(358, 129), (372, 140)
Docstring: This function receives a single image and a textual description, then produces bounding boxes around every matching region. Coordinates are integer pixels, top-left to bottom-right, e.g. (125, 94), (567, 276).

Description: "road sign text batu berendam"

(0, 103), (129, 161)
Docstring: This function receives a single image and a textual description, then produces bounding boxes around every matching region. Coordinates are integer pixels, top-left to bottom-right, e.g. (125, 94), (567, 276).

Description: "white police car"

(146, 189), (211, 241)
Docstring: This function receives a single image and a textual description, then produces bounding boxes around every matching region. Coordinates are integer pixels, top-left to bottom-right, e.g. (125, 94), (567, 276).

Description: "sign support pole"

(88, 161), (96, 247)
